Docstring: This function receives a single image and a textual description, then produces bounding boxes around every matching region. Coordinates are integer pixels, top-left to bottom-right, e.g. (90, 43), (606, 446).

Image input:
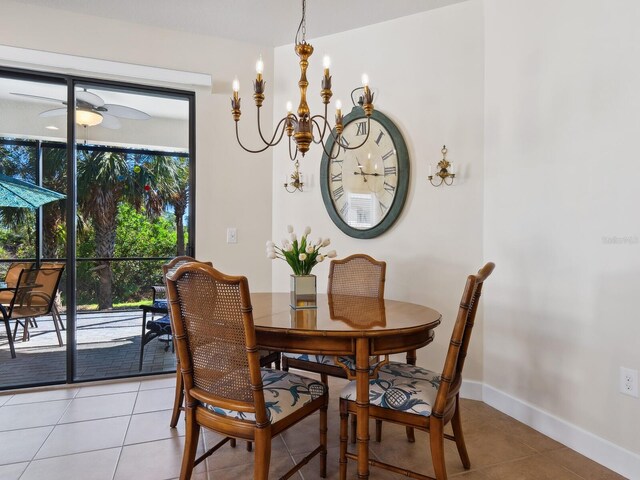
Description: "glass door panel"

(73, 83), (189, 381)
(0, 75), (67, 389)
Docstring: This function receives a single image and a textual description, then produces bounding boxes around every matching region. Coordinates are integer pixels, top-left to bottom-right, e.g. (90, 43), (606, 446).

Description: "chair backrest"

(327, 254), (386, 298)
(4, 262), (35, 288)
(161, 256), (212, 279)
(8, 267), (64, 319)
(432, 262), (495, 419)
(165, 262), (267, 424)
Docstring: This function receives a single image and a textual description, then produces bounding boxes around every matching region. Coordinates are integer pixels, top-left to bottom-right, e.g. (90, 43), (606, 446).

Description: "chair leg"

(274, 354), (281, 370)
(339, 402), (349, 480)
(375, 419), (382, 442)
(230, 438), (236, 448)
(253, 428), (271, 480)
(281, 354), (289, 371)
(451, 396), (470, 468)
(350, 413), (357, 444)
(170, 366), (183, 428)
(246, 441), (252, 452)
(429, 420), (447, 480)
(406, 426), (416, 443)
(3, 318), (16, 358)
(52, 313), (63, 347)
(320, 403), (328, 478)
(179, 408), (201, 480)
(139, 310), (147, 371)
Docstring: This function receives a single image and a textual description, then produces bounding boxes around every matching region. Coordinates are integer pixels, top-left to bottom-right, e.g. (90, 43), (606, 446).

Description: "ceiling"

(18, 0), (467, 47)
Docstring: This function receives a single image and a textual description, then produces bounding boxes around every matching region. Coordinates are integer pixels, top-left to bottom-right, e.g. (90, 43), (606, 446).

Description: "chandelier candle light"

(231, 0), (375, 161)
(266, 225), (336, 308)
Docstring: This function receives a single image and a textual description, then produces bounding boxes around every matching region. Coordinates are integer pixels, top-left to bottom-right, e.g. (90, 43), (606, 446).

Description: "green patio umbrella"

(0, 173), (66, 208)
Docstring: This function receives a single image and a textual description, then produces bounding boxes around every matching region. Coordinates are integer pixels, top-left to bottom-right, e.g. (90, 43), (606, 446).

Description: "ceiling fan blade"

(102, 104), (151, 120)
(99, 113), (121, 129)
(11, 93), (65, 105)
(76, 90), (104, 107)
(39, 108), (68, 118)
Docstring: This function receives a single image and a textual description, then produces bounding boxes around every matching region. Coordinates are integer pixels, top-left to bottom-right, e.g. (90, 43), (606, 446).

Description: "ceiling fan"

(10, 89), (151, 129)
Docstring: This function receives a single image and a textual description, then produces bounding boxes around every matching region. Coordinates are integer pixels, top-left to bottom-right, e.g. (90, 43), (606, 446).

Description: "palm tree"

(77, 150), (134, 310)
(161, 156), (188, 256)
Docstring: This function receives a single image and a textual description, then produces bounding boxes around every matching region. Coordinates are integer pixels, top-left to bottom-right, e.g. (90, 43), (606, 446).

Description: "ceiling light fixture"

(231, 0), (375, 160)
(75, 109), (103, 127)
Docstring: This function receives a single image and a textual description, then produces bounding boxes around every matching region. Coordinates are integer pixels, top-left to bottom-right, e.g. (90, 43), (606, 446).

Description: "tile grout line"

(111, 381), (143, 480)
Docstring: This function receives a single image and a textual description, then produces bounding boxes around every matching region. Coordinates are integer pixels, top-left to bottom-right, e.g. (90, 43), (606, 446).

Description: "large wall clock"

(320, 106), (410, 239)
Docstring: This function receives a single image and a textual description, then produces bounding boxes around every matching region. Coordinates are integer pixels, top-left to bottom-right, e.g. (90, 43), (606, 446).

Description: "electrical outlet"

(226, 227), (237, 244)
(620, 367), (638, 398)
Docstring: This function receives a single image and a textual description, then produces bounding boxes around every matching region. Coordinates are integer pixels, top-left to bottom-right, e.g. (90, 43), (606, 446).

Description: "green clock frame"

(320, 106), (410, 239)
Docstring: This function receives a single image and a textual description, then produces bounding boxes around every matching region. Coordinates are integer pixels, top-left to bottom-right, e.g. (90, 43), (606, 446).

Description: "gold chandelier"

(231, 0), (375, 160)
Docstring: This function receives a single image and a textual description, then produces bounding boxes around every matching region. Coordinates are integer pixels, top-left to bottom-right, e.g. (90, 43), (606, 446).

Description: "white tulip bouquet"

(266, 225), (337, 275)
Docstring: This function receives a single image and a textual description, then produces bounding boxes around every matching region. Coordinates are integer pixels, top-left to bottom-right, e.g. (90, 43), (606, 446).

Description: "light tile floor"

(0, 373), (627, 480)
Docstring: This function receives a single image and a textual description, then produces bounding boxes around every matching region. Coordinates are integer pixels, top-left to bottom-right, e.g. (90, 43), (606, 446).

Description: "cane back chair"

(162, 256), (281, 433)
(1, 267), (65, 358)
(338, 262), (495, 480)
(282, 253), (420, 442)
(165, 262), (328, 479)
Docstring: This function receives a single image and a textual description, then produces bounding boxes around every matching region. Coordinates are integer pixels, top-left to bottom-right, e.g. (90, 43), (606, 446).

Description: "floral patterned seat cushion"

(152, 299), (168, 310)
(204, 368), (326, 424)
(282, 353), (379, 372)
(340, 361), (441, 416)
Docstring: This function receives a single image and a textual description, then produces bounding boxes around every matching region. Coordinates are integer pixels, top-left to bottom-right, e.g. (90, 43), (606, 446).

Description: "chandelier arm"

(256, 110), (289, 147)
(310, 117), (328, 145)
(288, 135), (299, 161)
(323, 117), (373, 152)
(312, 120), (344, 160)
(235, 122), (284, 154)
(310, 104), (331, 144)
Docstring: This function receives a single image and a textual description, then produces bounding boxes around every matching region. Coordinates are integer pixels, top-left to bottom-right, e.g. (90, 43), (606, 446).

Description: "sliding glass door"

(0, 68), (195, 390)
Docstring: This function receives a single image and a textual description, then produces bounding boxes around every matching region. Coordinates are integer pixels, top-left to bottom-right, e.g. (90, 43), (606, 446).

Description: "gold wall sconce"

(428, 145), (456, 187)
(284, 160), (304, 193)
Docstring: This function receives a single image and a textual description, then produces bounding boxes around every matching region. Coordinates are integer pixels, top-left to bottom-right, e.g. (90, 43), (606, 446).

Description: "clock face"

(320, 107), (409, 239)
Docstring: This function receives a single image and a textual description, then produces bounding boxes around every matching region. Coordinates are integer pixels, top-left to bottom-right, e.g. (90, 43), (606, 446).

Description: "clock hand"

(354, 156), (368, 182)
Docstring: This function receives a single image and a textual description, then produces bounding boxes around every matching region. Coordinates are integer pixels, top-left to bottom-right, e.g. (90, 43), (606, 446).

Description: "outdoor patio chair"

(165, 262), (328, 480)
(1, 266), (65, 358)
(0, 262), (35, 305)
(338, 263), (495, 480)
(39, 262), (66, 334)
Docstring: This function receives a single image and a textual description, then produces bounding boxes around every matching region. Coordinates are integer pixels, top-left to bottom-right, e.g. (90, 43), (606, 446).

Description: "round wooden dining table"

(250, 292), (442, 479)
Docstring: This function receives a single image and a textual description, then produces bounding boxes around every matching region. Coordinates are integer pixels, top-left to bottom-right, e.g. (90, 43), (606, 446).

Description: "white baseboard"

(459, 381), (640, 479)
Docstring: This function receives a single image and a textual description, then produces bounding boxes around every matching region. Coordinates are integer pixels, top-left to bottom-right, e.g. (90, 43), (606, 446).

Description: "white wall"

(272, 1), (485, 379)
(484, 0), (640, 459)
(0, 0), (274, 290)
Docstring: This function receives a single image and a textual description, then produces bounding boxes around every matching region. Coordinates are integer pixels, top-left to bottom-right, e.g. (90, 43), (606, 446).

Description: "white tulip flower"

(304, 226), (311, 236)
(299, 253), (307, 261)
(290, 233), (297, 242)
(321, 238), (331, 247)
(266, 240), (275, 248)
(316, 237), (322, 246)
(287, 225), (294, 233)
(305, 245), (314, 254)
(326, 250), (337, 258)
(316, 255), (324, 262)
(267, 252), (277, 259)
(285, 243), (294, 252)
(282, 238), (288, 246)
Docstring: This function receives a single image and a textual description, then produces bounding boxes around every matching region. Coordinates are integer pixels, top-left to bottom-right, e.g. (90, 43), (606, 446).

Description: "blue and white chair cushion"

(152, 299), (168, 309)
(204, 368), (326, 423)
(340, 362), (441, 416)
(283, 353), (379, 372)
(146, 314), (172, 335)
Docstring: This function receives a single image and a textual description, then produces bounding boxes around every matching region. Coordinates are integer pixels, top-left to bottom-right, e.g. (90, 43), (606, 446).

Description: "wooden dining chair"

(282, 253), (416, 442)
(338, 262), (495, 480)
(162, 256), (281, 439)
(165, 262), (328, 480)
(1, 266), (65, 357)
